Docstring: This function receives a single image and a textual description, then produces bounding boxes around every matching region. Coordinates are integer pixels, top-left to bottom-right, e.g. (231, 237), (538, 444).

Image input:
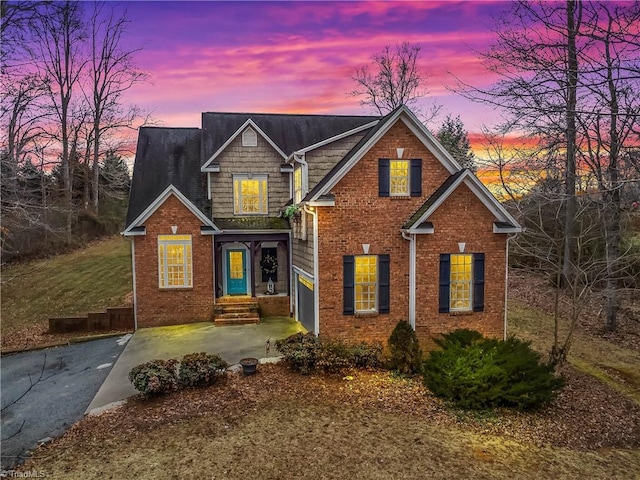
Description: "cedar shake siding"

(292, 212), (314, 275)
(133, 195), (214, 328)
(305, 133), (367, 190)
(209, 132), (289, 218)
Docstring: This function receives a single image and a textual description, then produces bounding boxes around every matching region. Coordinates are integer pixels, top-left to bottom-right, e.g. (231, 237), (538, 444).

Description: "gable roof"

(304, 105), (462, 202)
(125, 127), (212, 230)
(402, 169), (522, 233)
(200, 112), (378, 168)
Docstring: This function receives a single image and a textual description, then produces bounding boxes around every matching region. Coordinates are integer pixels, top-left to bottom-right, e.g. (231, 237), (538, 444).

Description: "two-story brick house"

(123, 105), (521, 345)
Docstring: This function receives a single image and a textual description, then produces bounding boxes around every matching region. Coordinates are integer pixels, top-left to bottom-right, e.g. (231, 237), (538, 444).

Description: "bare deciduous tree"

(350, 42), (440, 122)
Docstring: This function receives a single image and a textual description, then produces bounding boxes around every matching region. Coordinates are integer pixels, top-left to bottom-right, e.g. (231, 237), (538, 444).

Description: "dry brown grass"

(18, 364), (640, 479)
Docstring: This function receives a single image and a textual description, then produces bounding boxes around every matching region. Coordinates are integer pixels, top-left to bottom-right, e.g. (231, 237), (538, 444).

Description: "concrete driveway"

(1, 336), (129, 470)
(86, 317), (304, 414)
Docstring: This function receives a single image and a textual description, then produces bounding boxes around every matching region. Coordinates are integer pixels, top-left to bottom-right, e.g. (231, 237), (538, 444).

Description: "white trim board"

(202, 119), (287, 171)
(309, 106), (462, 201)
(123, 185), (219, 235)
(407, 170), (521, 234)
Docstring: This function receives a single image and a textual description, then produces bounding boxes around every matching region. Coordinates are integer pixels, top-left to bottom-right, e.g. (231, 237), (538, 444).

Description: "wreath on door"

(260, 253), (278, 276)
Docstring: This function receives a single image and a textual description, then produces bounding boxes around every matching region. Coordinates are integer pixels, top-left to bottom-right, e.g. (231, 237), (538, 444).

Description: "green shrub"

(275, 333), (321, 374)
(423, 330), (564, 410)
(129, 359), (178, 396)
(387, 320), (422, 374)
(350, 341), (383, 369)
(275, 333), (382, 374)
(178, 352), (229, 388)
(435, 328), (484, 349)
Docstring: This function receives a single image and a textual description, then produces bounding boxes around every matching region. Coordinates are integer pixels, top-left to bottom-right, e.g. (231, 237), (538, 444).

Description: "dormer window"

(242, 127), (257, 147)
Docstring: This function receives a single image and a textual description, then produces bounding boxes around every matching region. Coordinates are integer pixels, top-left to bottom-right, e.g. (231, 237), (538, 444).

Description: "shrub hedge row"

(129, 352), (228, 396)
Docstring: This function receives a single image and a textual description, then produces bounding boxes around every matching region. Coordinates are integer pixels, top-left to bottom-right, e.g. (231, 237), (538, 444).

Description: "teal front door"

(226, 249), (247, 295)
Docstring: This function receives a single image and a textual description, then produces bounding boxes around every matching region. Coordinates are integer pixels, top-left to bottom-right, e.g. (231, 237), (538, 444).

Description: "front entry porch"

(214, 232), (291, 325)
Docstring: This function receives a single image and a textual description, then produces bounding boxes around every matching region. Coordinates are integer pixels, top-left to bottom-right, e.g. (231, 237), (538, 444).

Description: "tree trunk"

(562, 0), (580, 286)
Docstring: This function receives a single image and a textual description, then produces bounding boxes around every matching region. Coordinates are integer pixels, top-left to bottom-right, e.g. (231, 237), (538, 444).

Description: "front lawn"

(18, 364), (640, 479)
(1, 236), (132, 351)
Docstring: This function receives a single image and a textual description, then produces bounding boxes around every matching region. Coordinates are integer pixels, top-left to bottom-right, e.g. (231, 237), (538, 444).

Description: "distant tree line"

(1, 1), (148, 262)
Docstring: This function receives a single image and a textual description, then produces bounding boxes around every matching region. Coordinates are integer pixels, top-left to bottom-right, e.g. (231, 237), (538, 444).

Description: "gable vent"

(242, 126), (257, 147)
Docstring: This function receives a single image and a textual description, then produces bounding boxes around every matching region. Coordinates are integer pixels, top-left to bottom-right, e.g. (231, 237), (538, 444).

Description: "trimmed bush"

(129, 359), (178, 396)
(178, 352), (229, 388)
(275, 333), (382, 374)
(387, 320), (422, 374)
(423, 330), (564, 410)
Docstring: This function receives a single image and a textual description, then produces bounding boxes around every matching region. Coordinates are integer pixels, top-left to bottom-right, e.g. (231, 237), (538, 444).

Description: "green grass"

(1, 236), (132, 335)
(508, 301), (640, 404)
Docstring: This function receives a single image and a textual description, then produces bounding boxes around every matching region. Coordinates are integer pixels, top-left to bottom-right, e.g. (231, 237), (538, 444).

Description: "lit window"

(294, 167), (303, 204)
(355, 255), (377, 312)
(450, 254), (472, 311)
(234, 175), (268, 214)
(390, 160), (409, 196)
(242, 127), (257, 147)
(158, 235), (192, 288)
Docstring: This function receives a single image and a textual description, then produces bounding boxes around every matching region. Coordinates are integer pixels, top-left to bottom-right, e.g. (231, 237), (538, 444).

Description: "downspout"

(294, 152), (309, 196)
(504, 233), (518, 340)
(124, 235), (138, 330)
(303, 204), (319, 335)
(401, 230), (416, 329)
(288, 229), (293, 315)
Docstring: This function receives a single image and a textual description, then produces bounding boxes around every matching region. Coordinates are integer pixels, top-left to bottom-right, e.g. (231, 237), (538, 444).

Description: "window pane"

(450, 254), (472, 311)
(390, 160), (409, 195)
(158, 235), (192, 288)
(355, 256), (377, 312)
(234, 177), (267, 214)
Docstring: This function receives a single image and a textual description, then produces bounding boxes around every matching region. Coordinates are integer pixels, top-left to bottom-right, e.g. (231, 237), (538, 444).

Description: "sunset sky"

(120, 0), (512, 155)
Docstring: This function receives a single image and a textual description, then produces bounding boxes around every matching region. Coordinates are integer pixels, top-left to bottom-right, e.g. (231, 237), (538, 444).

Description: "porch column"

(250, 240), (256, 297)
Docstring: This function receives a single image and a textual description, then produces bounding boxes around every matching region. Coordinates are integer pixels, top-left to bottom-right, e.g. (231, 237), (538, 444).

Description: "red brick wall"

(316, 120), (507, 348)
(414, 183), (506, 348)
(133, 195), (214, 328)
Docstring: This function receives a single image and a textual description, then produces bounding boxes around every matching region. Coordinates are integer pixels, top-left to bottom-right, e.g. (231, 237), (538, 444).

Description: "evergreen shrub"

(387, 320), (423, 374)
(423, 330), (564, 410)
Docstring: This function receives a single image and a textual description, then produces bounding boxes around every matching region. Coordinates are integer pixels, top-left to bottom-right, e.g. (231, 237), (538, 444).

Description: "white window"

(390, 160), (410, 196)
(294, 166), (303, 204)
(158, 235), (192, 288)
(242, 126), (257, 147)
(234, 175), (268, 214)
(450, 253), (472, 311)
(355, 255), (377, 313)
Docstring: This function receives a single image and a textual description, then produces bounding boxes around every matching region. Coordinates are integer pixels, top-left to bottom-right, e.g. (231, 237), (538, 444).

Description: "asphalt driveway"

(0, 335), (129, 470)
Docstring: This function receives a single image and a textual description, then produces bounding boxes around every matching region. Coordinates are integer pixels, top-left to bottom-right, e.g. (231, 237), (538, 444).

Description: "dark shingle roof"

(402, 170), (466, 230)
(201, 112), (378, 163)
(126, 127), (208, 228)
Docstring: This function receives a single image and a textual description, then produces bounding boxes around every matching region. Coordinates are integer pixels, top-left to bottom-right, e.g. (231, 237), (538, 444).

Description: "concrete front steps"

(214, 296), (260, 325)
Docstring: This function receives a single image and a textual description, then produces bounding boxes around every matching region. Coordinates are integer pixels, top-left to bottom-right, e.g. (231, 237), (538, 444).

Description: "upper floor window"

(234, 175), (268, 214)
(378, 158), (422, 197)
(158, 235), (192, 288)
(294, 166), (303, 204)
(242, 127), (257, 147)
(389, 160), (409, 196)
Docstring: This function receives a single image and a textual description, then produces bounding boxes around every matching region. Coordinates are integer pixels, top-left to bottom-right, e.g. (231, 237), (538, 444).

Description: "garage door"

(297, 275), (315, 333)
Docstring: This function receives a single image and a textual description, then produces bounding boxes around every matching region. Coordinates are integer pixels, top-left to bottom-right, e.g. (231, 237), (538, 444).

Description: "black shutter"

(343, 256), (355, 315)
(378, 159), (390, 197)
(473, 253), (485, 312)
(378, 254), (390, 314)
(439, 254), (450, 313)
(410, 159), (422, 197)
